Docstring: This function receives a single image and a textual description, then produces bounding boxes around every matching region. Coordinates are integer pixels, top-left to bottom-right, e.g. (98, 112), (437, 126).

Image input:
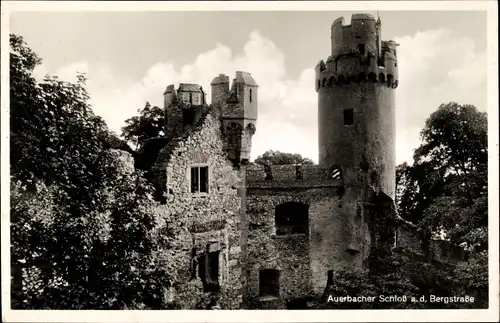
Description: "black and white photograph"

(1, 1), (498, 322)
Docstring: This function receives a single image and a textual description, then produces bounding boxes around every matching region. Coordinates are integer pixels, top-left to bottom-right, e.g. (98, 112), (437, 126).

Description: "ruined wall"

(153, 108), (243, 308)
(211, 74), (230, 106)
(396, 221), (422, 253)
(396, 221), (469, 264)
(244, 165), (369, 307)
(164, 86), (183, 141)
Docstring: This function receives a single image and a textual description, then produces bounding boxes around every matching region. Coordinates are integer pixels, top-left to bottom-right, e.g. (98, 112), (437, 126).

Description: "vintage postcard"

(1, 1), (498, 322)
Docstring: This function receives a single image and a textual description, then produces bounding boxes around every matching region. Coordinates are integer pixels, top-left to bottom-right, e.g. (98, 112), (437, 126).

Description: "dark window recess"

(189, 92), (193, 104)
(191, 166), (209, 193)
(295, 165), (303, 179)
(250, 89), (253, 102)
(275, 202), (309, 235)
(343, 109), (354, 125)
(358, 44), (366, 55)
(183, 108), (194, 127)
(198, 251), (220, 292)
(259, 269), (280, 297)
(327, 270), (334, 285)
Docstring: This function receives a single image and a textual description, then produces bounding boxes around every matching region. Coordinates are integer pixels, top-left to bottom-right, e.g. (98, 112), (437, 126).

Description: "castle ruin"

(148, 13), (409, 309)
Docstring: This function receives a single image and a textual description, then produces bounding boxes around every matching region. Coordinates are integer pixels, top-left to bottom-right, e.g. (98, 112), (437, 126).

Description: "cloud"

(34, 29), (486, 165)
(394, 29), (487, 163)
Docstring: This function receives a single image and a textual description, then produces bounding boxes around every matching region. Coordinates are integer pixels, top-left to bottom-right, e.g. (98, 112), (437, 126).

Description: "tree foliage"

(254, 150), (315, 166)
(121, 102), (165, 150)
(10, 34), (168, 309)
(390, 102), (488, 308)
(396, 102), (488, 251)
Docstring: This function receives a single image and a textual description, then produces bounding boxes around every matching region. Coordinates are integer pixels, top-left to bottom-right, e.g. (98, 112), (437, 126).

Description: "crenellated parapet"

(316, 13), (398, 92)
(219, 71), (259, 165)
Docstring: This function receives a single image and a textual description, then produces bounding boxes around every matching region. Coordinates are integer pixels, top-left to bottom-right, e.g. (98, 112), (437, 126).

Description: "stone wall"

(245, 189), (315, 308)
(244, 164), (371, 308)
(153, 108), (243, 309)
(317, 81), (396, 200)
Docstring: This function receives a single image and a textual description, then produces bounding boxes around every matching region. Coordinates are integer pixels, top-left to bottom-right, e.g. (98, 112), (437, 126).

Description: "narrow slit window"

(249, 89), (253, 103)
(343, 109), (354, 125)
(189, 92), (193, 104)
(327, 270), (334, 285)
(190, 166), (209, 193)
(358, 44), (366, 55)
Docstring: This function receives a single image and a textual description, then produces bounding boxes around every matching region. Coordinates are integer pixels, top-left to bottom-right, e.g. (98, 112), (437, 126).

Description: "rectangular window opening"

(358, 44), (366, 55)
(183, 108), (194, 127)
(198, 251), (220, 292)
(327, 270), (334, 285)
(343, 109), (354, 126)
(190, 166), (209, 193)
(259, 269), (280, 298)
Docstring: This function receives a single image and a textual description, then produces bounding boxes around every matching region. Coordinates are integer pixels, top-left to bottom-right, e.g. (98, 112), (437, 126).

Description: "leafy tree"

(10, 34), (169, 309)
(121, 102), (165, 149)
(254, 150), (314, 166)
(392, 102), (488, 309)
(396, 102), (487, 250)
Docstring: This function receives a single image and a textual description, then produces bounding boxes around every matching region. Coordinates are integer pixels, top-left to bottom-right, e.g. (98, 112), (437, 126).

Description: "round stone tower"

(315, 13), (398, 199)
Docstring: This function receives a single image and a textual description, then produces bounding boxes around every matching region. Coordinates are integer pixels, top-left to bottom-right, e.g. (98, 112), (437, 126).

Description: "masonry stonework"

(148, 14), (420, 310)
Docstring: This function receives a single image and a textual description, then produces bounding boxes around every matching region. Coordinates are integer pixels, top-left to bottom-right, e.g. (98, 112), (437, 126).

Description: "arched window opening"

(356, 73), (366, 83)
(368, 72), (377, 83)
(387, 74), (394, 86)
(275, 202), (309, 235)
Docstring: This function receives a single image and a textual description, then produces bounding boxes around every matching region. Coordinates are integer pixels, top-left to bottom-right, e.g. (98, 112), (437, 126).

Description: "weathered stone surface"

(153, 104), (243, 308)
(146, 15), (463, 311)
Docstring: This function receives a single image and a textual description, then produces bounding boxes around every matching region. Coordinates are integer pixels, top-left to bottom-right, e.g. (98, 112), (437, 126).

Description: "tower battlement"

(316, 14), (398, 92)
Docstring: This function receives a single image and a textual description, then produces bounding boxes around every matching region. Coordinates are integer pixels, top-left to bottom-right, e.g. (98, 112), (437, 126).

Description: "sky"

(9, 10), (488, 165)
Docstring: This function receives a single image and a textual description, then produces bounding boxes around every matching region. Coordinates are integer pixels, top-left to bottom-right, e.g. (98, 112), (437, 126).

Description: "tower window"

(358, 44), (366, 55)
(190, 165), (209, 194)
(259, 269), (280, 298)
(189, 92), (193, 104)
(343, 109), (354, 125)
(249, 89), (253, 103)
